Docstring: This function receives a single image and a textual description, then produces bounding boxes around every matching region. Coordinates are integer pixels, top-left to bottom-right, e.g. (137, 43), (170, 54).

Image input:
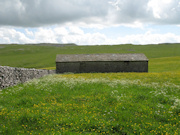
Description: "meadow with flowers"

(0, 43), (180, 134)
(0, 71), (180, 134)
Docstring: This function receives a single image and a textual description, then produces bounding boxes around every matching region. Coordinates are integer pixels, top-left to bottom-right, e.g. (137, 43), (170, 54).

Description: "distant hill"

(0, 43), (77, 47)
(24, 43), (77, 47)
(29, 43), (77, 47)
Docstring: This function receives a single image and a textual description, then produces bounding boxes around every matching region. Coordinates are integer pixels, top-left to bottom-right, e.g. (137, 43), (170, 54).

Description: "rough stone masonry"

(56, 53), (148, 73)
(0, 66), (55, 89)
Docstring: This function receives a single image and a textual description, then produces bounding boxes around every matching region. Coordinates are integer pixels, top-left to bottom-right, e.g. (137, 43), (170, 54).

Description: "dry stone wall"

(0, 66), (55, 89)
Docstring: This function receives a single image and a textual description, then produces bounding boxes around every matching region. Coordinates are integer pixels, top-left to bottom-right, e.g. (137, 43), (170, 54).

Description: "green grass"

(0, 43), (180, 134)
(0, 43), (180, 72)
(149, 56), (180, 72)
(0, 73), (180, 134)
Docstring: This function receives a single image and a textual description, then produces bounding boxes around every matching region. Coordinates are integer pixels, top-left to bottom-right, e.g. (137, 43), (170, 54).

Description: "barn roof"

(56, 53), (148, 62)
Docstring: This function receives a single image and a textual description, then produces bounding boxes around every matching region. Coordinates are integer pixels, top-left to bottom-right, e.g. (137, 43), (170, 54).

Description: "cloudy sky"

(0, 0), (180, 45)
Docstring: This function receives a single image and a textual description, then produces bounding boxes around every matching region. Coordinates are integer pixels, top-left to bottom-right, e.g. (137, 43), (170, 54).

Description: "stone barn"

(56, 53), (148, 73)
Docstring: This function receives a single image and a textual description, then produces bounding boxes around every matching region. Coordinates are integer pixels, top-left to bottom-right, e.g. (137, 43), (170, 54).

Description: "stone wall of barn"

(0, 66), (55, 89)
(56, 61), (148, 73)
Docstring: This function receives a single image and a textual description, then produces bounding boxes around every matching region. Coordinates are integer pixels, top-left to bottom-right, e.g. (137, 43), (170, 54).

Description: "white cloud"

(68, 26), (84, 35)
(121, 21), (144, 29)
(110, 0), (152, 23)
(0, 26), (180, 45)
(114, 32), (180, 45)
(62, 32), (107, 45)
(147, 0), (180, 23)
(0, 0), (110, 27)
(0, 0), (180, 27)
(53, 27), (68, 36)
(25, 29), (34, 37)
(0, 27), (33, 43)
(34, 28), (57, 43)
(1, 0), (180, 45)
(148, 0), (173, 19)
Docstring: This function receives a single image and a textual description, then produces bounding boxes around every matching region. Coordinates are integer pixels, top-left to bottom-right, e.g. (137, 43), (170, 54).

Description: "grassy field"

(0, 43), (180, 134)
(0, 73), (179, 134)
(0, 43), (180, 72)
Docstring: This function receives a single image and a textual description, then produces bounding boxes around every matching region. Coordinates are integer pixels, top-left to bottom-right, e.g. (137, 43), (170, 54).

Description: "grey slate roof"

(56, 53), (148, 62)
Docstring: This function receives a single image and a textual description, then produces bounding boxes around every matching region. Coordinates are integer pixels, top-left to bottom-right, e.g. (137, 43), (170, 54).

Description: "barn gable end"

(56, 53), (148, 73)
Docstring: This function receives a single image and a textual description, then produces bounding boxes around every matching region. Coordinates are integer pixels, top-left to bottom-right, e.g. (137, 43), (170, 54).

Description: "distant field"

(149, 56), (180, 72)
(0, 43), (180, 72)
